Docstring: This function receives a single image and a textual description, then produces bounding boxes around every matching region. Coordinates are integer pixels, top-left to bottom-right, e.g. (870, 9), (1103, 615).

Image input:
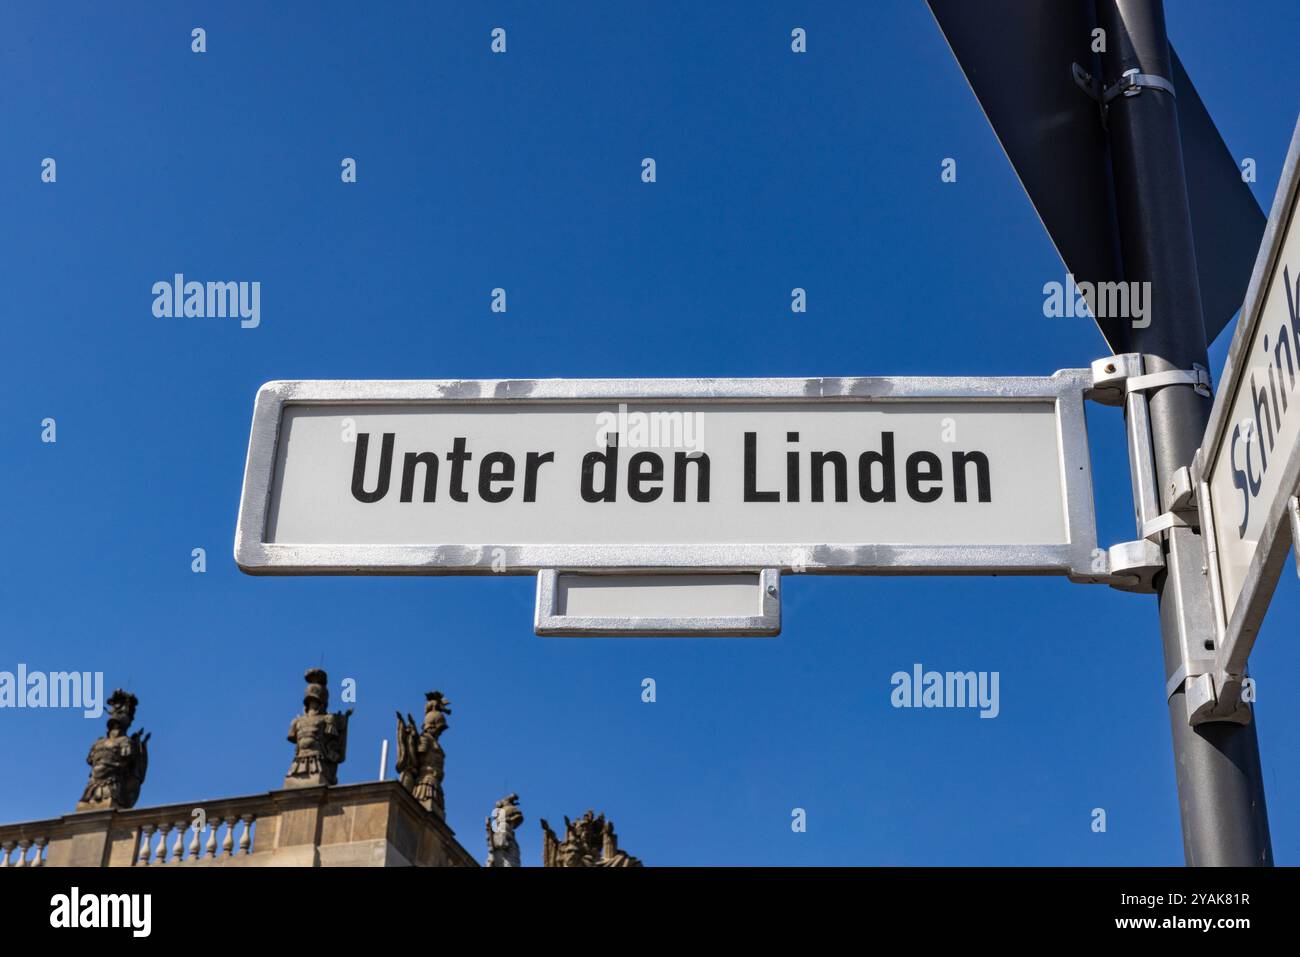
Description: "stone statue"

(485, 793), (524, 867)
(394, 691), (451, 815)
(76, 689), (149, 811)
(540, 810), (642, 867)
(284, 668), (352, 788)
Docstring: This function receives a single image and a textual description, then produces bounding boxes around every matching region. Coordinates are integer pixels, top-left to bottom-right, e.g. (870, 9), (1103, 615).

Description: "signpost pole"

(1097, 0), (1271, 865)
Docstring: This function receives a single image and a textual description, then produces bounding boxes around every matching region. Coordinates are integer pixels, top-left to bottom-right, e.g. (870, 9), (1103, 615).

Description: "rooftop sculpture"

(76, 689), (149, 811)
(395, 690), (451, 816)
(485, 793), (523, 867)
(540, 810), (641, 867)
(285, 668), (352, 788)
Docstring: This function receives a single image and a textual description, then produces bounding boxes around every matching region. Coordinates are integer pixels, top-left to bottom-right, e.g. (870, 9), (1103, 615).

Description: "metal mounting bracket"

(1083, 355), (1163, 592)
(1071, 62), (1100, 100)
(1085, 352), (1144, 406)
(1174, 455), (1255, 726)
(1084, 356), (1212, 592)
(1104, 539), (1165, 593)
(1171, 668), (1253, 726)
(1073, 64), (1176, 124)
(1167, 465), (1196, 510)
(1140, 466), (1200, 541)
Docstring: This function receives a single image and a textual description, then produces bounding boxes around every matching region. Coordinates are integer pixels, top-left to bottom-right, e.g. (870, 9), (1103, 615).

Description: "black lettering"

(951, 450), (991, 503)
(523, 451), (554, 502)
(1276, 330), (1296, 393)
(581, 434), (619, 503)
(1267, 335), (1285, 420)
(1285, 265), (1300, 356)
(673, 452), (710, 502)
(743, 432), (780, 502)
(627, 452), (664, 502)
(351, 432), (394, 503)
(446, 437), (473, 503)
(857, 433), (896, 503)
(906, 451), (943, 502)
(1230, 424), (1251, 536)
(810, 451), (847, 502)
(478, 452), (515, 503)
(786, 432), (800, 502)
(1251, 373), (1274, 475)
(400, 451), (438, 503)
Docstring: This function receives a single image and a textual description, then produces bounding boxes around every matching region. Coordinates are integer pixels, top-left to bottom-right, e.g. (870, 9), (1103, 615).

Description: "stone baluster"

(137, 825), (155, 866)
(154, 822), (172, 864)
(221, 817), (236, 857)
(171, 821), (187, 862)
(15, 839), (31, 867)
(239, 814), (255, 855)
(204, 821), (218, 858)
(32, 837), (47, 867)
(187, 822), (201, 861)
(0, 842), (14, 867)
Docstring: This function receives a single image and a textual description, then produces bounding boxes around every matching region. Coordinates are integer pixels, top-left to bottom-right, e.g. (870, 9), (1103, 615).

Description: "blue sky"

(2, 1), (1298, 865)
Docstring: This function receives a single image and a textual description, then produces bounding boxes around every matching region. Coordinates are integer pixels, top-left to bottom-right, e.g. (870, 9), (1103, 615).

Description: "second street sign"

(235, 373), (1099, 578)
(1198, 117), (1300, 667)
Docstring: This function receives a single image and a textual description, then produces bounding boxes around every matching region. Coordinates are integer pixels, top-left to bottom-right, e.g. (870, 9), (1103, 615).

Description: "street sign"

(234, 373), (1100, 579)
(927, 0), (1264, 352)
(1197, 116), (1300, 673)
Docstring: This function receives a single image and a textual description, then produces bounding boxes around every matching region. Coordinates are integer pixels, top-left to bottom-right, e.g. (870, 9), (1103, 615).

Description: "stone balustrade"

(0, 836), (47, 866)
(130, 807), (262, 866)
(0, 781), (475, 867)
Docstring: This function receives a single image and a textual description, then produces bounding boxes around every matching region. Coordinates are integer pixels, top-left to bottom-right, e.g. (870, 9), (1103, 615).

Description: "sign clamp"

(1072, 65), (1177, 124)
(1086, 354), (1180, 593)
(1090, 353), (1249, 723)
(1186, 479), (1252, 725)
(1119, 360), (1209, 544)
(1183, 423), (1285, 727)
(1086, 355), (1212, 593)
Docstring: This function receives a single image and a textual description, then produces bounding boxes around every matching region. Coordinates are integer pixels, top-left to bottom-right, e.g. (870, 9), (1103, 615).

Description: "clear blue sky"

(2, 1), (1298, 865)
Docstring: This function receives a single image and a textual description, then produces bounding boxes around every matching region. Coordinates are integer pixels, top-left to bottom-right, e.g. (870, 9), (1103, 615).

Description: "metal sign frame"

(1196, 117), (1300, 674)
(534, 569), (782, 637)
(234, 372), (1100, 578)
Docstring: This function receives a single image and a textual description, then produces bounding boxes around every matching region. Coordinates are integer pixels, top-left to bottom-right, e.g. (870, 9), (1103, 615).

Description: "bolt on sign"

(1197, 116), (1300, 664)
(234, 374), (1100, 580)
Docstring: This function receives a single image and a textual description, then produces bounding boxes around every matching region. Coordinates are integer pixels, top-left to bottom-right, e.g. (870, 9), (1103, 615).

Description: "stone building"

(0, 780), (475, 867)
(0, 671), (639, 868)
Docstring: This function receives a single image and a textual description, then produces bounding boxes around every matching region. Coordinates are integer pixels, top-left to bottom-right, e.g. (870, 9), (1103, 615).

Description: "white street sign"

(1198, 116), (1300, 670)
(235, 373), (1099, 579)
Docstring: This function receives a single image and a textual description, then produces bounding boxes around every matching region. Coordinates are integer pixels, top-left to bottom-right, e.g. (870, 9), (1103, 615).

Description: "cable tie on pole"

(1125, 363), (1211, 398)
(1102, 68), (1176, 105)
(1141, 511), (1193, 542)
(1072, 65), (1176, 125)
